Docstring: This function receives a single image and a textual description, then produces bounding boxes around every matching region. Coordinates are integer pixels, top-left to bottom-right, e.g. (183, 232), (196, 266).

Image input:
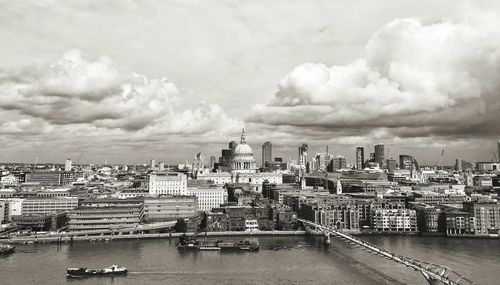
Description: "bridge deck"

(299, 219), (476, 285)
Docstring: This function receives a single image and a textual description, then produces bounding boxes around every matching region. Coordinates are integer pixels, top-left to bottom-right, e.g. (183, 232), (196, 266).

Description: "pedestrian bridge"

(299, 219), (476, 285)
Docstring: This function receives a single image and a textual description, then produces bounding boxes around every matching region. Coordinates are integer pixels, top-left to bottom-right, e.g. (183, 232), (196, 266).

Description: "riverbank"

(2, 230), (312, 244)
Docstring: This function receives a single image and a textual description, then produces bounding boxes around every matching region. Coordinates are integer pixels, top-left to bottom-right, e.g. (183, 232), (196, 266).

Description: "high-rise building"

(329, 155), (347, 171)
(497, 139), (500, 162)
(455, 159), (462, 171)
(209, 156), (216, 169)
(386, 159), (397, 172)
(399, 155), (414, 170)
(298, 143), (308, 167)
(150, 159), (156, 170)
(159, 162), (165, 171)
(64, 159), (72, 172)
(356, 147), (364, 170)
(374, 144), (385, 168)
(262, 141), (272, 167)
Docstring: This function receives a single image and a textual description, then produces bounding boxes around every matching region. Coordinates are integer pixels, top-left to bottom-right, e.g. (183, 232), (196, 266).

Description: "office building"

(143, 196), (198, 222)
(186, 186), (227, 211)
(148, 172), (187, 196)
(399, 155), (414, 170)
(298, 143), (308, 167)
(372, 209), (418, 232)
(386, 159), (397, 172)
(68, 198), (144, 232)
(21, 197), (79, 215)
(356, 147), (364, 170)
(150, 159), (156, 170)
(159, 162), (165, 171)
(329, 155), (347, 171)
(374, 144), (385, 168)
(64, 159), (72, 172)
(262, 141), (272, 167)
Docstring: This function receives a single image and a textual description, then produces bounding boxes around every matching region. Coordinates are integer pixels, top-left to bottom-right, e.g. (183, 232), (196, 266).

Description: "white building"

(1, 174), (17, 186)
(21, 197), (79, 215)
(186, 187), (227, 211)
(148, 172), (187, 196)
(65, 159), (72, 172)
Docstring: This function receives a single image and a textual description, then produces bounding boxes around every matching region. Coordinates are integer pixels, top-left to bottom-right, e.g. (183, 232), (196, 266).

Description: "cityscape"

(1, 1), (500, 285)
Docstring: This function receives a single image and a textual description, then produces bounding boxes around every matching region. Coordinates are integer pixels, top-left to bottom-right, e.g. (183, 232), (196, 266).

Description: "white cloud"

(0, 49), (243, 142)
(249, 3), (500, 139)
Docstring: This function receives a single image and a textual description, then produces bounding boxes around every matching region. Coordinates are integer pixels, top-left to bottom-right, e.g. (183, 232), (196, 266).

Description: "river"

(0, 235), (498, 285)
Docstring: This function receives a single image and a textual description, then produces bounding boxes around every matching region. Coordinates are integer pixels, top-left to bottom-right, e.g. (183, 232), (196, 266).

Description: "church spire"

(240, 128), (246, 144)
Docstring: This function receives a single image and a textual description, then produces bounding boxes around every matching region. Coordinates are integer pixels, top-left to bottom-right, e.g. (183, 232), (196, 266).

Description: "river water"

(0, 235), (498, 285)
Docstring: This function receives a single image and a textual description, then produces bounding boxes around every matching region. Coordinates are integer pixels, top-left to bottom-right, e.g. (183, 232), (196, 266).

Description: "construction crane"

(434, 149), (445, 169)
(76, 151), (86, 165)
(492, 152), (498, 163)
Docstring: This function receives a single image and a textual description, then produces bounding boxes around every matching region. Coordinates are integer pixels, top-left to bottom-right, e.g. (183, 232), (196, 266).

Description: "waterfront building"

(445, 211), (476, 237)
(148, 172), (187, 196)
(262, 141), (272, 167)
(372, 209), (418, 232)
(12, 212), (67, 232)
(21, 197), (79, 215)
(143, 196), (198, 222)
(186, 186), (227, 211)
(374, 144), (385, 168)
(68, 198), (144, 232)
(463, 201), (500, 237)
(65, 159), (72, 172)
(414, 206), (445, 233)
(356, 147), (364, 170)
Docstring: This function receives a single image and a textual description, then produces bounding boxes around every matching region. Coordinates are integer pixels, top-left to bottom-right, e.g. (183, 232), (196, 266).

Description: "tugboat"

(0, 244), (15, 255)
(177, 235), (259, 252)
(66, 265), (127, 277)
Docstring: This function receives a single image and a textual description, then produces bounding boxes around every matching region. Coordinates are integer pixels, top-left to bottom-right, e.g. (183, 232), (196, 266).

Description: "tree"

(174, 218), (187, 233)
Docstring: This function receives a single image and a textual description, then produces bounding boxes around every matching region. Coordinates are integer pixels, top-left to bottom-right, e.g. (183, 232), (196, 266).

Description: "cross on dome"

(240, 128), (246, 144)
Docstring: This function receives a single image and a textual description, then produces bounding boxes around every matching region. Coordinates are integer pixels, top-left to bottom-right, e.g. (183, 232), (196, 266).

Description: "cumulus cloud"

(249, 3), (500, 139)
(0, 49), (243, 136)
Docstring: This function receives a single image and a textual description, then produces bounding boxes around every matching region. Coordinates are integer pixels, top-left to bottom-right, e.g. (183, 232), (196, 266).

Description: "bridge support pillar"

(323, 233), (331, 245)
(420, 271), (440, 285)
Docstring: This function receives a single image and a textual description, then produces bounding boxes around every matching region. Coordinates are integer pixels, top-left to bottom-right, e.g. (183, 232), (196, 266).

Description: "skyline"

(1, 0), (500, 164)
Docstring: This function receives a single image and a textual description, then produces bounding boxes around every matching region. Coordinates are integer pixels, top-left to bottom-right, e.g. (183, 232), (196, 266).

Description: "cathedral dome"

(233, 143), (253, 156)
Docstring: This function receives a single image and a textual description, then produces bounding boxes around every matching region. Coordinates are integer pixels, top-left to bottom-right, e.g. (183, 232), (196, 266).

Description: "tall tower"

(356, 147), (364, 170)
(150, 159), (156, 170)
(298, 143), (308, 168)
(65, 159), (72, 172)
(262, 141), (272, 167)
(374, 144), (385, 168)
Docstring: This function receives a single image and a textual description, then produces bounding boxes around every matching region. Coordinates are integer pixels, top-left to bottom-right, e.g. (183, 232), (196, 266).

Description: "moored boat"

(177, 235), (259, 251)
(0, 244), (15, 255)
(66, 265), (127, 277)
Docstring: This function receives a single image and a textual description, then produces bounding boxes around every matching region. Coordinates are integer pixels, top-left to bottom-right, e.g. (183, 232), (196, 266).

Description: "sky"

(1, 0), (499, 165)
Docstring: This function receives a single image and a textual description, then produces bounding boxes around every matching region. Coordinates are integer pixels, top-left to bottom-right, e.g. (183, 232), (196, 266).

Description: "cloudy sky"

(1, 0), (499, 165)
